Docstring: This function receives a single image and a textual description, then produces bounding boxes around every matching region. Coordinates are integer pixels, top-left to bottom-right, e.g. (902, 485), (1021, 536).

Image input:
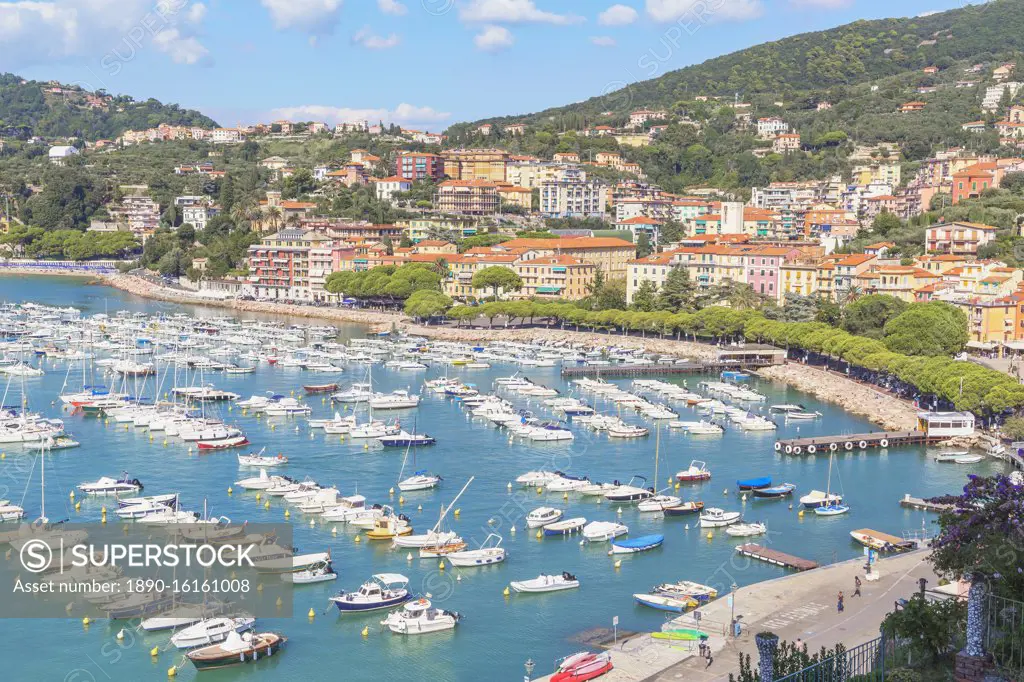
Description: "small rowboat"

(652, 628), (709, 641)
(543, 517), (587, 536)
(197, 436), (250, 450)
(736, 477), (772, 490)
(752, 483), (796, 498)
(551, 651), (613, 682)
(663, 501), (704, 517)
(633, 592), (697, 612)
(304, 383), (339, 394)
(610, 534), (663, 554)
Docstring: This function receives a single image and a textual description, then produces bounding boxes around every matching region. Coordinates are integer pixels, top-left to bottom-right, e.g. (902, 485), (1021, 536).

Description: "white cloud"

(460, 0), (583, 25)
(352, 26), (401, 49)
(153, 28), (210, 65)
(186, 3), (208, 24)
(590, 36), (617, 47)
(474, 25), (514, 51)
(261, 0), (343, 32)
(0, 0), (211, 70)
(598, 4), (638, 26)
(377, 0), (407, 15)
(645, 0), (763, 23)
(271, 103), (452, 127)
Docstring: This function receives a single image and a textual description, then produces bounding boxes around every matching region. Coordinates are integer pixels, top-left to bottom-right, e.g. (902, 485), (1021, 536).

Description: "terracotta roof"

(280, 201), (316, 209)
(518, 255), (588, 266)
(619, 216), (663, 225)
(837, 254), (875, 266)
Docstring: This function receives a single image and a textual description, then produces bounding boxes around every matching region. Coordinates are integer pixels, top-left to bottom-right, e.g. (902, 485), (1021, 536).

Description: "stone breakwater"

(756, 363), (919, 431)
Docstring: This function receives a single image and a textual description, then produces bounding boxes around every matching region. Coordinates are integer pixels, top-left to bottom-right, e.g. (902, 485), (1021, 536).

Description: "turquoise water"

(0, 275), (1005, 681)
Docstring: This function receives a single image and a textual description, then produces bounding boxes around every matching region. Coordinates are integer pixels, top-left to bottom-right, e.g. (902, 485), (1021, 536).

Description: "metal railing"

(774, 636), (900, 682)
(987, 593), (1024, 679)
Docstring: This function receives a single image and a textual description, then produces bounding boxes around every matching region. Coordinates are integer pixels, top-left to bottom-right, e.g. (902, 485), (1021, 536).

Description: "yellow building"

(855, 265), (940, 302)
(780, 263), (819, 297)
(958, 296), (1020, 345)
(498, 237), (636, 279)
(396, 216), (479, 242)
(436, 180), (500, 215)
(626, 252), (677, 304)
(496, 184), (533, 210)
(442, 149), (510, 182)
(516, 255), (595, 300)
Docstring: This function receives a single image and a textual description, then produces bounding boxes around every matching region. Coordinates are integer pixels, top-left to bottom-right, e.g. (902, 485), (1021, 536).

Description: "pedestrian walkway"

(536, 550), (939, 682)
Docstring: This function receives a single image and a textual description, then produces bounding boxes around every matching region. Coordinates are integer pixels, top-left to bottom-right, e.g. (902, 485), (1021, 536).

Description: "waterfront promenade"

(537, 550), (940, 682)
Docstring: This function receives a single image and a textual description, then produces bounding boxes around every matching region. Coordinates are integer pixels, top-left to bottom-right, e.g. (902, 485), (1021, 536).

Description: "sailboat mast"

(824, 451), (833, 499)
(430, 476), (475, 533)
(653, 424), (660, 485)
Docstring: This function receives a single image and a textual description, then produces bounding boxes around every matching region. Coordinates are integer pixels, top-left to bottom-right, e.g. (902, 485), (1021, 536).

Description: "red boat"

(303, 383), (338, 394)
(267, 356), (279, 365)
(197, 436), (250, 450)
(676, 460), (712, 483)
(551, 652), (613, 682)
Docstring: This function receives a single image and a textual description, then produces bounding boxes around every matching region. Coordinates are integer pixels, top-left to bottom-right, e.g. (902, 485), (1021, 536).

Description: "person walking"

(854, 575), (862, 597)
(837, 591), (845, 613)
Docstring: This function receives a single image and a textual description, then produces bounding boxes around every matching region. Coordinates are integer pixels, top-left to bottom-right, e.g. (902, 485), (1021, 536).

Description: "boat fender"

(845, 442), (853, 451)
(774, 442), (781, 451)
(858, 440), (867, 449)
(880, 439), (888, 448)
(784, 445), (792, 454)
(792, 446), (802, 455)
(807, 445), (816, 454)
(829, 443), (838, 452)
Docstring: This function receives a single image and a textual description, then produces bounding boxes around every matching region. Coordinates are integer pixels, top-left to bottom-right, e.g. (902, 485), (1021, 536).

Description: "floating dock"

(899, 493), (953, 513)
(774, 430), (942, 455)
(561, 362), (766, 378)
(734, 544), (818, 571)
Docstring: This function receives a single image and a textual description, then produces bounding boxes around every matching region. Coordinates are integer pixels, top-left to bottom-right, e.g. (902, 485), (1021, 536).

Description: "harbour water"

(0, 275), (1005, 681)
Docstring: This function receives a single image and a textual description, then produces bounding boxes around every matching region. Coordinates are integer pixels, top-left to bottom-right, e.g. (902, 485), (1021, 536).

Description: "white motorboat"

(398, 472), (442, 492)
(699, 507), (741, 528)
(607, 423), (649, 438)
(280, 561), (338, 584)
(369, 390), (421, 410)
(542, 517), (587, 535)
(669, 420), (724, 435)
(582, 520), (628, 542)
(321, 495), (368, 522)
(637, 494), (682, 513)
(77, 472), (143, 496)
(526, 507), (563, 528)
(447, 534), (506, 567)
(510, 571), (580, 593)
(546, 473), (591, 492)
(391, 529), (459, 549)
(516, 471), (559, 487)
(331, 383), (374, 403)
(725, 522), (768, 537)
(237, 451), (289, 467)
(603, 477), (653, 502)
(331, 573), (411, 612)
(234, 469), (291, 491)
(170, 617), (256, 649)
(381, 598), (460, 634)
(577, 481), (618, 496)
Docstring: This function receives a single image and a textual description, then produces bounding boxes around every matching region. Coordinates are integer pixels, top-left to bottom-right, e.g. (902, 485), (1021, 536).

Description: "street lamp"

(524, 658), (536, 681)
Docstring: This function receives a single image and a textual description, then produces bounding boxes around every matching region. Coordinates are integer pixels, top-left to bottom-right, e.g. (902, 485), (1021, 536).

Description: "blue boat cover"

(737, 477), (772, 488)
(612, 534), (664, 549)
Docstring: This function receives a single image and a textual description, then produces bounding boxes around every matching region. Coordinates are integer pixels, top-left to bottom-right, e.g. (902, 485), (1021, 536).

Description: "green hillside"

(0, 74), (218, 141)
(469, 0), (1024, 126)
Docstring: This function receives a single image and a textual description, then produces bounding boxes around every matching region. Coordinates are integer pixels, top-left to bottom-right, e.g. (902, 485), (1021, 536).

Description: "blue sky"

(1, 0), (980, 130)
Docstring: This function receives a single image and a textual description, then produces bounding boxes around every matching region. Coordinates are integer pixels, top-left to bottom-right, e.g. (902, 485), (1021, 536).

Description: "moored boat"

(187, 630), (285, 671)
(610, 534), (664, 554)
(510, 571), (580, 593)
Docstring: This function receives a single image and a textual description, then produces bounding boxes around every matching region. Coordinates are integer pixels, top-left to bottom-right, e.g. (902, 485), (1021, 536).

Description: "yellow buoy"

(101, 507), (107, 515)
(354, 535), (362, 543)
(264, 501), (270, 509)
(69, 491), (75, 499)
(257, 583), (263, 592)
(82, 617), (90, 626)
(275, 597), (283, 607)
(398, 496), (405, 505)
(308, 608), (316, 618)
(309, 518), (315, 527)
(613, 559), (622, 569)
(255, 493), (261, 501)
(535, 530), (542, 539)
(389, 487), (395, 495)
(536, 487), (542, 494)
(284, 510), (290, 519)
(667, 477), (672, 485)
(453, 508), (460, 517)
(406, 552), (413, 561)
(116, 629), (125, 640)
(438, 561), (445, 571)
(674, 482), (680, 490)
(798, 510), (805, 517)
(74, 502), (80, 511)
(706, 531), (713, 540)
(562, 493), (568, 501)
(227, 487), (233, 495)
(361, 626), (369, 637)
(150, 646), (159, 657)
(167, 667), (176, 677)
(503, 586), (510, 597)
(331, 526), (338, 535)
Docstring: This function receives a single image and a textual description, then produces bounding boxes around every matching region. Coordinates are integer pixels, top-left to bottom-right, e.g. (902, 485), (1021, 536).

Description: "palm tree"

(230, 201), (252, 229)
(727, 282), (764, 311)
(842, 285), (863, 307)
(266, 205), (282, 231)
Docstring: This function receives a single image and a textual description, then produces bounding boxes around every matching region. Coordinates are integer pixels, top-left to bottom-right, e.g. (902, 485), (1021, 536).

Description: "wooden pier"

(899, 493), (953, 513)
(735, 544), (818, 572)
(774, 430), (942, 455)
(561, 361), (767, 379)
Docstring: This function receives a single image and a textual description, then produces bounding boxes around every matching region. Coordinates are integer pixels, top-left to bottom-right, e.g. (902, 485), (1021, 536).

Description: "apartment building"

(516, 255), (596, 300)
(538, 168), (607, 218)
(395, 152), (445, 182)
(498, 237), (635, 279)
(442, 149), (510, 182)
(247, 228), (333, 300)
(375, 176), (413, 204)
(925, 222), (998, 255)
(436, 179), (500, 215)
(175, 195), (219, 231)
